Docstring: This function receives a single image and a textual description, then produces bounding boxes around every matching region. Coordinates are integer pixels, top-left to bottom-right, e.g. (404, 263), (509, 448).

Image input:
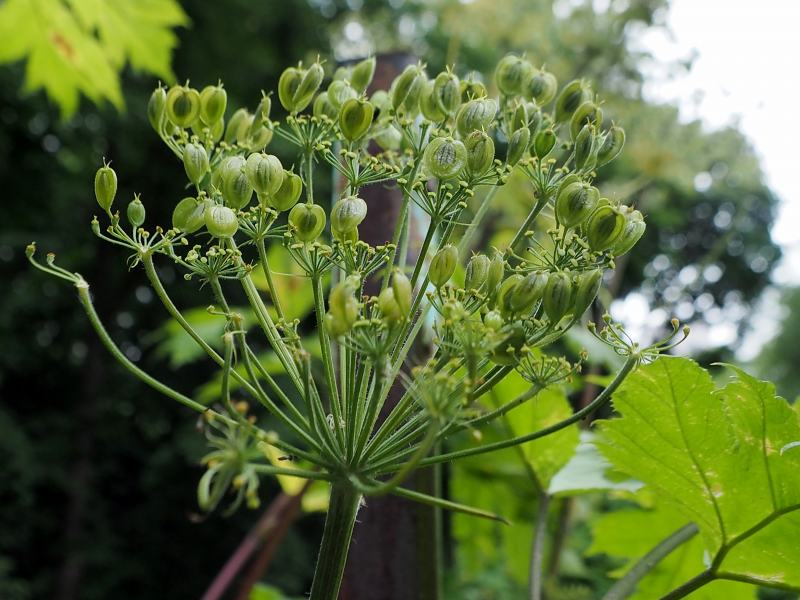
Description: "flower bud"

(166, 85), (201, 128)
(429, 245), (458, 287)
(596, 124), (626, 167)
(392, 64), (425, 111)
(572, 269), (602, 318)
(183, 142), (209, 186)
(509, 271), (547, 313)
(350, 56), (376, 94)
(465, 130), (495, 176)
(148, 86), (167, 132)
(313, 92), (338, 120)
(391, 269), (413, 315)
(585, 205), (626, 252)
(378, 288), (403, 325)
(94, 163), (117, 213)
(331, 195), (367, 232)
(570, 100), (603, 140)
(495, 54), (533, 96)
(521, 69), (558, 105)
(127, 196), (146, 228)
(465, 254), (490, 290)
(611, 210), (646, 256)
(205, 204), (238, 238)
(172, 196), (206, 233)
(199, 84), (227, 126)
(555, 79), (592, 123)
(339, 98), (374, 141)
(573, 124), (598, 172)
(556, 181), (599, 229)
(456, 98), (497, 138)
(487, 250), (505, 295)
(433, 71), (461, 115)
(288, 203), (326, 242)
(270, 171), (303, 212)
(534, 128), (556, 158)
(423, 137), (467, 180)
(497, 274), (523, 316)
(224, 108), (249, 144)
(220, 157), (253, 209)
(245, 153), (284, 198)
(327, 80), (358, 110)
(420, 80), (446, 122)
(506, 127), (530, 166)
(543, 272), (574, 323)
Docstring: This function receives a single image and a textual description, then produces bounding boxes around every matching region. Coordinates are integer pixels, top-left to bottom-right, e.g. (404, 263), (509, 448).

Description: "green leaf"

(598, 357), (800, 591)
(589, 502), (756, 599)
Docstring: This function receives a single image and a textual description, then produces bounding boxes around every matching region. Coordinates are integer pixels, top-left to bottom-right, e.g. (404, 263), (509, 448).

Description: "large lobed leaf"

(598, 357), (800, 591)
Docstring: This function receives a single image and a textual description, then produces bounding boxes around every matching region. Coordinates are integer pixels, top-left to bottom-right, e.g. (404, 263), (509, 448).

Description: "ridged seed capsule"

(429, 245), (459, 287)
(543, 272), (574, 323)
(172, 197), (206, 233)
(270, 171), (303, 212)
(424, 137), (467, 180)
(288, 203), (326, 242)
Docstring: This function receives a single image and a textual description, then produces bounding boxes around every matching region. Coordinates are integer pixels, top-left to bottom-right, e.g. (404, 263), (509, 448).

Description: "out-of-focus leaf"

(258, 441), (328, 513)
(599, 357), (800, 591)
(249, 583), (302, 600)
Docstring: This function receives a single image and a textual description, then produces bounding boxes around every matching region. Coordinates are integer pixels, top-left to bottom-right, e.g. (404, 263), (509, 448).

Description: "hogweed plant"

(28, 53), (683, 598)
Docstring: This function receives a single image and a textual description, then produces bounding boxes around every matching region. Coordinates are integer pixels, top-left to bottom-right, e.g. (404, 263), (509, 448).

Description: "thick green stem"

(530, 493), (551, 600)
(309, 482), (362, 600)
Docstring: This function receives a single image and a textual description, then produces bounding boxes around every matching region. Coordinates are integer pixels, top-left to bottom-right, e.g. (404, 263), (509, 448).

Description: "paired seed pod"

(245, 153), (284, 199)
(339, 98), (374, 141)
(483, 310), (504, 331)
(506, 127), (530, 167)
(172, 197), (207, 233)
(556, 181), (599, 229)
(420, 81), (447, 122)
(521, 69), (558, 105)
(148, 86), (167, 132)
(288, 203), (326, 242)
(204, 204), (239, 238)
(429, 245), (458, 287)
(570, 101), (603, 140)
(456, 98), (497, 138)
(224, 108), (249, 144)
(127, 196), (146, 228)
(392, 64), (426, 112)
(330, 195), (367, 233)
(378, 288), (403, 325)
(509, 271), (548, 314)
(94, 163), (117, 213)
(423, 137), (467, 180)
(464, 130), (495, 176)
(495, 54), (534, 96)
(166, 85), (201, 128)
(596, 124), (626, 167)
(611, 209), (646, 256)
(585, 204), (626, 252)
(465, 254), (490, 291)
(573, 124), (598, 172)
(278, 62), (324, 113)
(460, 77), (488, 102)
(433, 71), (461, 115)
(199, 85), (227, 126)
(572, 269), (603, 318)
(486, 250), (505, 296)
(270, 171), (303, 212)
(313, 92), (339, 120)
(374, 125), (402, 151)
(219, 157), (254, 209)
(328, 276), (360, 332)
(497, 274), (524, 316)
(391, 269), (413, 315)
(534, 128), (556, 158)
(327, 80), (358, 111)
(350, 56), (376, 94)
(543, 271), (574, 323)
(555, 79), (592, 123)
(183, 143), (209, 186)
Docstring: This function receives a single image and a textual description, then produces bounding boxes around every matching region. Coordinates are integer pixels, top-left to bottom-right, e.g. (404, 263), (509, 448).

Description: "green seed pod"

(483, 310), (504, 331)
(324, 312), (351, 338)
(218, 157), (251, 209)
(391, 269), (412, 315)
(596, 124), (626, 167)
(392, 64), (425, 111)
(126, 197), (145, 228)
(423, 137), (467, 180)
(147, 86), (167, 132)
(224, 108), (249, 144)
(509, 271), (547, 313)
(339, 98), (374, 141)
(534, 128), (556, 158)
(433, 71), (460, 115)
(465, 254), (490, 291)
(331, 195), (367, 232)
(199, 84), (227, 126)
(456, 98), (497, 138)
(506, 127), (530, 167)
(486, 250), (505, 295)
(543, 271), (574, 323)
(292, 62), (324, 112)
(327, 80), (358, 111)
(378, 288), (403, 325)
(572, 269), (603, 318)
(288, 203), (326, 242)
(521, 69), (558, 105)
(204, 204), (238, 238)
(374, 125), (402, 151)
(350, 56), (376, 94)
(497, 274), (524, 316)
(94, 163), (117, 213)
(585, 205), (626, 252)
(570, 100), (603, 140)
(555, 79), (592, 123)
(511, 102), (529, 131)
(464, 130), (495, 176)
(420, 80), (446, 122)
(245, 153), (284, 198)
(611, 210), (646, 256)
(495, 55), (533, 96)
(172, 197), (207, 233)
(254, 94), (272, 124)
(573, 124), (598, 172)
(270, 171), (303, 212)
(329, 278), (360, 326)
(370, 89), (392, 113)
(526, 103), (543, 136)
(183, 143), (209, 186)
(277, 67), (302, 112)
(313, 92), (339, 120)
(429, 244), (458, 288)
(460, 77), (487, 102)
(165, 85), (201, 128)
(555, 181), (599, 229)
(244, 124), (273, 152)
